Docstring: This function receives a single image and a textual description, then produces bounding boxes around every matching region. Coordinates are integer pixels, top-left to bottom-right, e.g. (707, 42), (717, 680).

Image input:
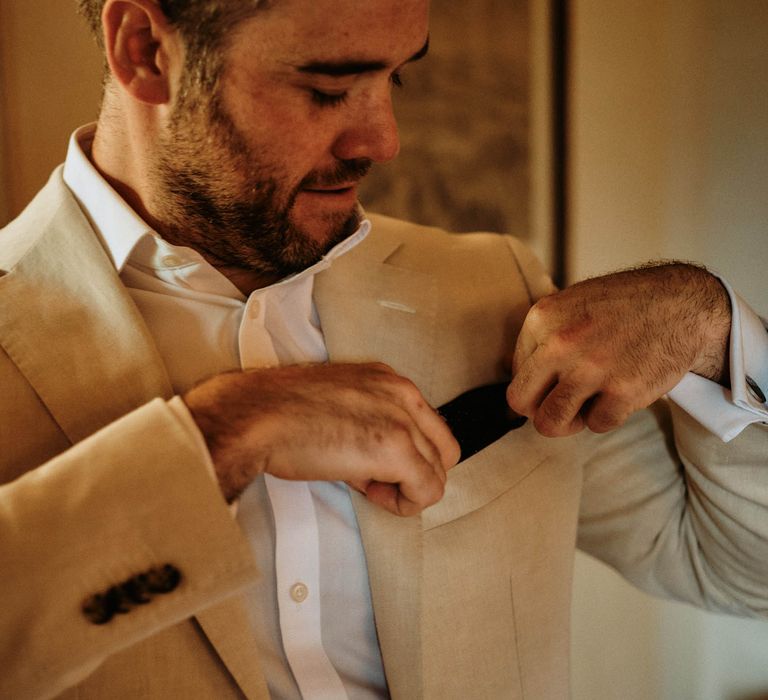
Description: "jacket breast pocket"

(422, 423), (552, 530)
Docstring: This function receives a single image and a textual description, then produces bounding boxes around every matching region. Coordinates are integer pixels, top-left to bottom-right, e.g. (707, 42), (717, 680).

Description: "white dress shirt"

(62, 123), (767, 698)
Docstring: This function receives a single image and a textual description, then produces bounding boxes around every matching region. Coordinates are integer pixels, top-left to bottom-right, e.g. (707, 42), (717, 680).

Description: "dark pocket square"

(438, 382), (527, 463)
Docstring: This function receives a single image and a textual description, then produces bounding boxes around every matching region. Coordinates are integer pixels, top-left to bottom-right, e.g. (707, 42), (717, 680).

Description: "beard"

(149, 90), (371, 279)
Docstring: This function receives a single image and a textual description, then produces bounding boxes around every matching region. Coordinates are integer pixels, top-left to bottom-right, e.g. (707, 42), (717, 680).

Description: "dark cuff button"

(746, 375), (767, 404)
(145, 564), (182, 593)
(82, 592), (117, 625)
(120, 577), (152, 605)
(82, 564), (182, 625)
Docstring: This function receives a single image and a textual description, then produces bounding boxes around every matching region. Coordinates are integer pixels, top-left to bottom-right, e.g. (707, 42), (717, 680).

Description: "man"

(0, 0), (766, 698)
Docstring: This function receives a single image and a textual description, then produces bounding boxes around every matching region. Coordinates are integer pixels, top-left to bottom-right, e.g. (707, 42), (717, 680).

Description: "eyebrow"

(295, 37), (429, 77)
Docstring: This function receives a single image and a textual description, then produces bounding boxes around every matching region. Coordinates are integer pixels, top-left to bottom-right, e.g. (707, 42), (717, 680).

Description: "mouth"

(298, 183), (359, 206)
(301, 183), (357, 195)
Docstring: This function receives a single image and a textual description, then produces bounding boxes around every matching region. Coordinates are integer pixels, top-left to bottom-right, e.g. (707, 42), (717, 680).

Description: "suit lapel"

(0, 174), (172, 443)
(195, 598), (270, 698)
(315, 231), (440, 698)
(315, 234), (441, 402)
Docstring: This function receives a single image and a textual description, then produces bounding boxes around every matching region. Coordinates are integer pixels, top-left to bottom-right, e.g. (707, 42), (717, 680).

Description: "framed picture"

(358, 0), (562, 279)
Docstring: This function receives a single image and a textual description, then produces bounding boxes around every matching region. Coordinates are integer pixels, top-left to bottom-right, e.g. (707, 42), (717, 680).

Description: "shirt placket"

(239, 289), (348, 699)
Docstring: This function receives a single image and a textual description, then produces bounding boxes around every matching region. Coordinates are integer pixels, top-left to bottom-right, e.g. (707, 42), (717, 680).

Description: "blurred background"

(1, 1), (767, 698)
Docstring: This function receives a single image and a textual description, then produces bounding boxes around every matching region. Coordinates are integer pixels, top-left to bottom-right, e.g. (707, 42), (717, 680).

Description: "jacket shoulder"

(364, 212), (554, 302)
(0, 166), (70, 272)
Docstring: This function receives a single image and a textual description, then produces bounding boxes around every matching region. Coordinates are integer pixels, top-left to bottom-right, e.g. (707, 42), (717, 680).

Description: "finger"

(366, 448), (445, 516)
(581, 392), (633, 433)
(532, 377), (600, 437)
(410, 404), (459, 472)
(404, 420), (448, 486)
(378, 404), (448, 486)
(507, 348), (559, 418)
(511, 323), (539, 377)
(345, 479), (371, 496)
(376, 375), (461, 471)
(362, 361), (399, 377)
(365, 481), (427, 517)
(381, 423), (447, 500)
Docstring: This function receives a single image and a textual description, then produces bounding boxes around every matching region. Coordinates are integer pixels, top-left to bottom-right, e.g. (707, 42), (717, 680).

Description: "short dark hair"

(77, 0), (266, 92)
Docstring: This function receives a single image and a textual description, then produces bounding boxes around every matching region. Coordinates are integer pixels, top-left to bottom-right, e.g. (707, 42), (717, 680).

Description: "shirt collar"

(63, 123), (155, 273)
(61, 123), (371, 290)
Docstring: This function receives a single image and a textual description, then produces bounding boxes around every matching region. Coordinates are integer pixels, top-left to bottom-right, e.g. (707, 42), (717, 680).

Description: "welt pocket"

(422, 423), (550, 530)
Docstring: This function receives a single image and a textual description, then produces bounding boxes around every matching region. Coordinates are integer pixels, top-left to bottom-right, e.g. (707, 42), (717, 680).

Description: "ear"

(102, 0), (180, 105)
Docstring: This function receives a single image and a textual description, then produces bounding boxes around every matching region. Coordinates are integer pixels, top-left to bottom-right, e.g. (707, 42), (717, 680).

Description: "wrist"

(183, 375), (268, 502)
(688, 268), (732, 385)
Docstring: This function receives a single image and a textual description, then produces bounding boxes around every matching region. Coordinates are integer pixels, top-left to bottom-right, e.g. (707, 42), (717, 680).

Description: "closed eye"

(310, 89), (349, 107)
(310, 71), (403, 108)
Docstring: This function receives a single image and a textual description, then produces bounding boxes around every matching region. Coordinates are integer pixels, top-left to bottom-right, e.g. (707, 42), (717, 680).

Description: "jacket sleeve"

(0, 398), (259, 700)
(502, 233), (768, 616)
(576, 399), (768, 617)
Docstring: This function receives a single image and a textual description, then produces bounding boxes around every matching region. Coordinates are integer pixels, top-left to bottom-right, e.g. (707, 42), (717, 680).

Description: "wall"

(569, 1), (768, 698)
(0, 1), (102, 223)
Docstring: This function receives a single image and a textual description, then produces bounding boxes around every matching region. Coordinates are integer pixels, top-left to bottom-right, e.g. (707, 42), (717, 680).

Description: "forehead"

(228, 0), (430, 66)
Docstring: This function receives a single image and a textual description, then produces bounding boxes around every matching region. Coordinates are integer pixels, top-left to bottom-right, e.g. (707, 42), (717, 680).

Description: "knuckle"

(530, 293), (556, 316)
(600, 378), (634, 402)
(390, 373), (421, 397)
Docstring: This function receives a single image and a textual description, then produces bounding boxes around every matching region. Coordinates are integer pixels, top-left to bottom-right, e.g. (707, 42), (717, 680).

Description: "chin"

(294, 208), (361, 248)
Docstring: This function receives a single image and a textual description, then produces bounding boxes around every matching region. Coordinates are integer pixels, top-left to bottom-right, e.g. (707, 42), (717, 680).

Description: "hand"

(506, 263), (731, 437)
(183, 363), (460, 515)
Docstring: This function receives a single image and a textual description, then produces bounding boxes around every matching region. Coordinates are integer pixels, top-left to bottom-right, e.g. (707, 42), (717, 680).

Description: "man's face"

(151, 0), (430, 280)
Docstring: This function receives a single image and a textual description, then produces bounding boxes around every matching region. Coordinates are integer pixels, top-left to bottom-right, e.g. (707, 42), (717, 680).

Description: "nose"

(332, 93), (400, 164)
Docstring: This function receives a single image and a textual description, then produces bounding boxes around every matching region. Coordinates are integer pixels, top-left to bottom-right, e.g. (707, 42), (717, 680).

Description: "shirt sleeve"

(667, 276), (768, 442)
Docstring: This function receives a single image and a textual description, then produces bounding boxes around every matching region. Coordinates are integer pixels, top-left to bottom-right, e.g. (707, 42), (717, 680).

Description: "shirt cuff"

(667, 276), (768, 442)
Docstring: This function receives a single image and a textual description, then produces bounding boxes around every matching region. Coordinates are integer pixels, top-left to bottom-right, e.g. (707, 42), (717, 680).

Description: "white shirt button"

(161, 254), (184, 268)
(290, 582), (309, 603)
(248, 299), (262, 319)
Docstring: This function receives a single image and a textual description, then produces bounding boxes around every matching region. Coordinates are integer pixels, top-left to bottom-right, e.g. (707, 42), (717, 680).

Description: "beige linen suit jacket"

(1, 169), (767, 700)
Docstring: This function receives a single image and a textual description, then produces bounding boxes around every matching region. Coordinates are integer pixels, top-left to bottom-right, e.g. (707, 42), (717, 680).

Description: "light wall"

(0, 1), (102, 224)
(568, 0), (767, 313)
(569, 1), (768, 699)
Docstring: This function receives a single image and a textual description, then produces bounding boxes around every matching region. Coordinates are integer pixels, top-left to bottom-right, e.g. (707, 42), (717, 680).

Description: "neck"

(91, 94), (166, 237)
(91, 99), (279, 295)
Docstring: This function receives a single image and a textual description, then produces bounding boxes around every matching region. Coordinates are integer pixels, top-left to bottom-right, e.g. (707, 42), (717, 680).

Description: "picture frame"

(358, 0), (562, 280)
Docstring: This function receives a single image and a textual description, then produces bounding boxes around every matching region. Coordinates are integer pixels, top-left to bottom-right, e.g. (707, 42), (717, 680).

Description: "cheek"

(221, 85), (341, 181)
